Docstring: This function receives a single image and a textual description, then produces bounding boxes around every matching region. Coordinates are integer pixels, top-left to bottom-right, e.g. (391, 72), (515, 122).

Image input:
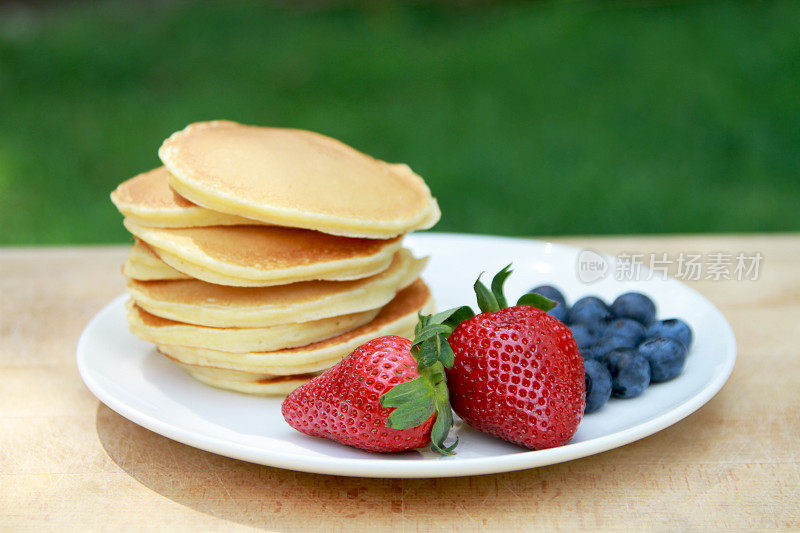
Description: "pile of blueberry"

(529, 285), (693, 414)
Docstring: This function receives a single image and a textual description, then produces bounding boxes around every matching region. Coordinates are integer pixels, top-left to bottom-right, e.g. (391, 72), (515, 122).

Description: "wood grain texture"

(1, 235), (798, 531)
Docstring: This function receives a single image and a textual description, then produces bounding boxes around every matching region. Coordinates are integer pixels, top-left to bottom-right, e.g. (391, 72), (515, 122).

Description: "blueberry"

(567, 296), (611, 327)
(603, 318), (647, 346)
(583, 360), (612, 414)
(604, 347), (636, 368)
(610, 292), (656, 325)
(529, 285), (569, 323)
(528, 285), (566, 307)
(646, 318), (693, 349)
(587, 335), (636, 362)
(605, 348), (651, 398)
(548, 303), (569, 323)
(569, 323), (599, 350)
(638, 337), (687, 382)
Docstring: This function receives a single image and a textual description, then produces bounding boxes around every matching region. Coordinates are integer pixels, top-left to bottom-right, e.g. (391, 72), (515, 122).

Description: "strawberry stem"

(430, 381), (457, 455)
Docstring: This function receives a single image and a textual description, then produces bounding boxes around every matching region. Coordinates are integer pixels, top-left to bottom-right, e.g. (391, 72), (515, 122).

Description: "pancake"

(127, 301), (380, 353)
(150, 246), (395, 288)
(156, 279), (434, 375)
(110, 167), (260, 228)
(124, 240), (189, 281)
(124, 219), (403, 286)
(176, 364), (317, 396)
(127, 248), (425, 327)
(159, 121), (440, 239)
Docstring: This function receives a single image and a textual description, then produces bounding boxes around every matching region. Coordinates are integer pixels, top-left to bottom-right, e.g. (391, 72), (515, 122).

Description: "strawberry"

(446, 266), (585, 450)
(281, 307), (472, 454)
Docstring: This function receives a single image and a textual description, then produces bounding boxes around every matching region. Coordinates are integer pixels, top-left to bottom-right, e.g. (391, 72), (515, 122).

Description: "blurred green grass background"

(1, 0), (799, 245)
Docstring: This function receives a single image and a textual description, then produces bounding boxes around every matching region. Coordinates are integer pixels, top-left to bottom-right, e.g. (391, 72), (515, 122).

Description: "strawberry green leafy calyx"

(474, 264), (558, 314)
(379, 306), (473, 454)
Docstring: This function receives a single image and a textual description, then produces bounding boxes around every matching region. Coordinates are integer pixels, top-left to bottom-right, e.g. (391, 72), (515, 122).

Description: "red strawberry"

(281, 308), (471, 454)
(446, 266), (585, 450)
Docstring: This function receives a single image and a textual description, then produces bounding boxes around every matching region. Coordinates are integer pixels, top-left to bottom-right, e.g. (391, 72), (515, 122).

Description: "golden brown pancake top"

(112, 167), (196, 210)
(159, 121), (433, 221)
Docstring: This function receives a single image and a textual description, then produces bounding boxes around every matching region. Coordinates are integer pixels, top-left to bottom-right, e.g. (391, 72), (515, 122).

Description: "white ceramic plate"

(77, 233), (736, 478)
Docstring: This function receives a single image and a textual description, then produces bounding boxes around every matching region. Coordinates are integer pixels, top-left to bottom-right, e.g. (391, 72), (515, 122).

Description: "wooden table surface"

(2, 234), (798, 531)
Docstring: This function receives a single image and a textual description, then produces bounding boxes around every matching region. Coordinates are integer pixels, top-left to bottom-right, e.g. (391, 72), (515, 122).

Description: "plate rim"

(77, 233), (737, 478)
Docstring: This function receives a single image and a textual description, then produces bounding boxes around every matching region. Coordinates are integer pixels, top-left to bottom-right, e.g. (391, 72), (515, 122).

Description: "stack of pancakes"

(111, 121), (439, 395)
